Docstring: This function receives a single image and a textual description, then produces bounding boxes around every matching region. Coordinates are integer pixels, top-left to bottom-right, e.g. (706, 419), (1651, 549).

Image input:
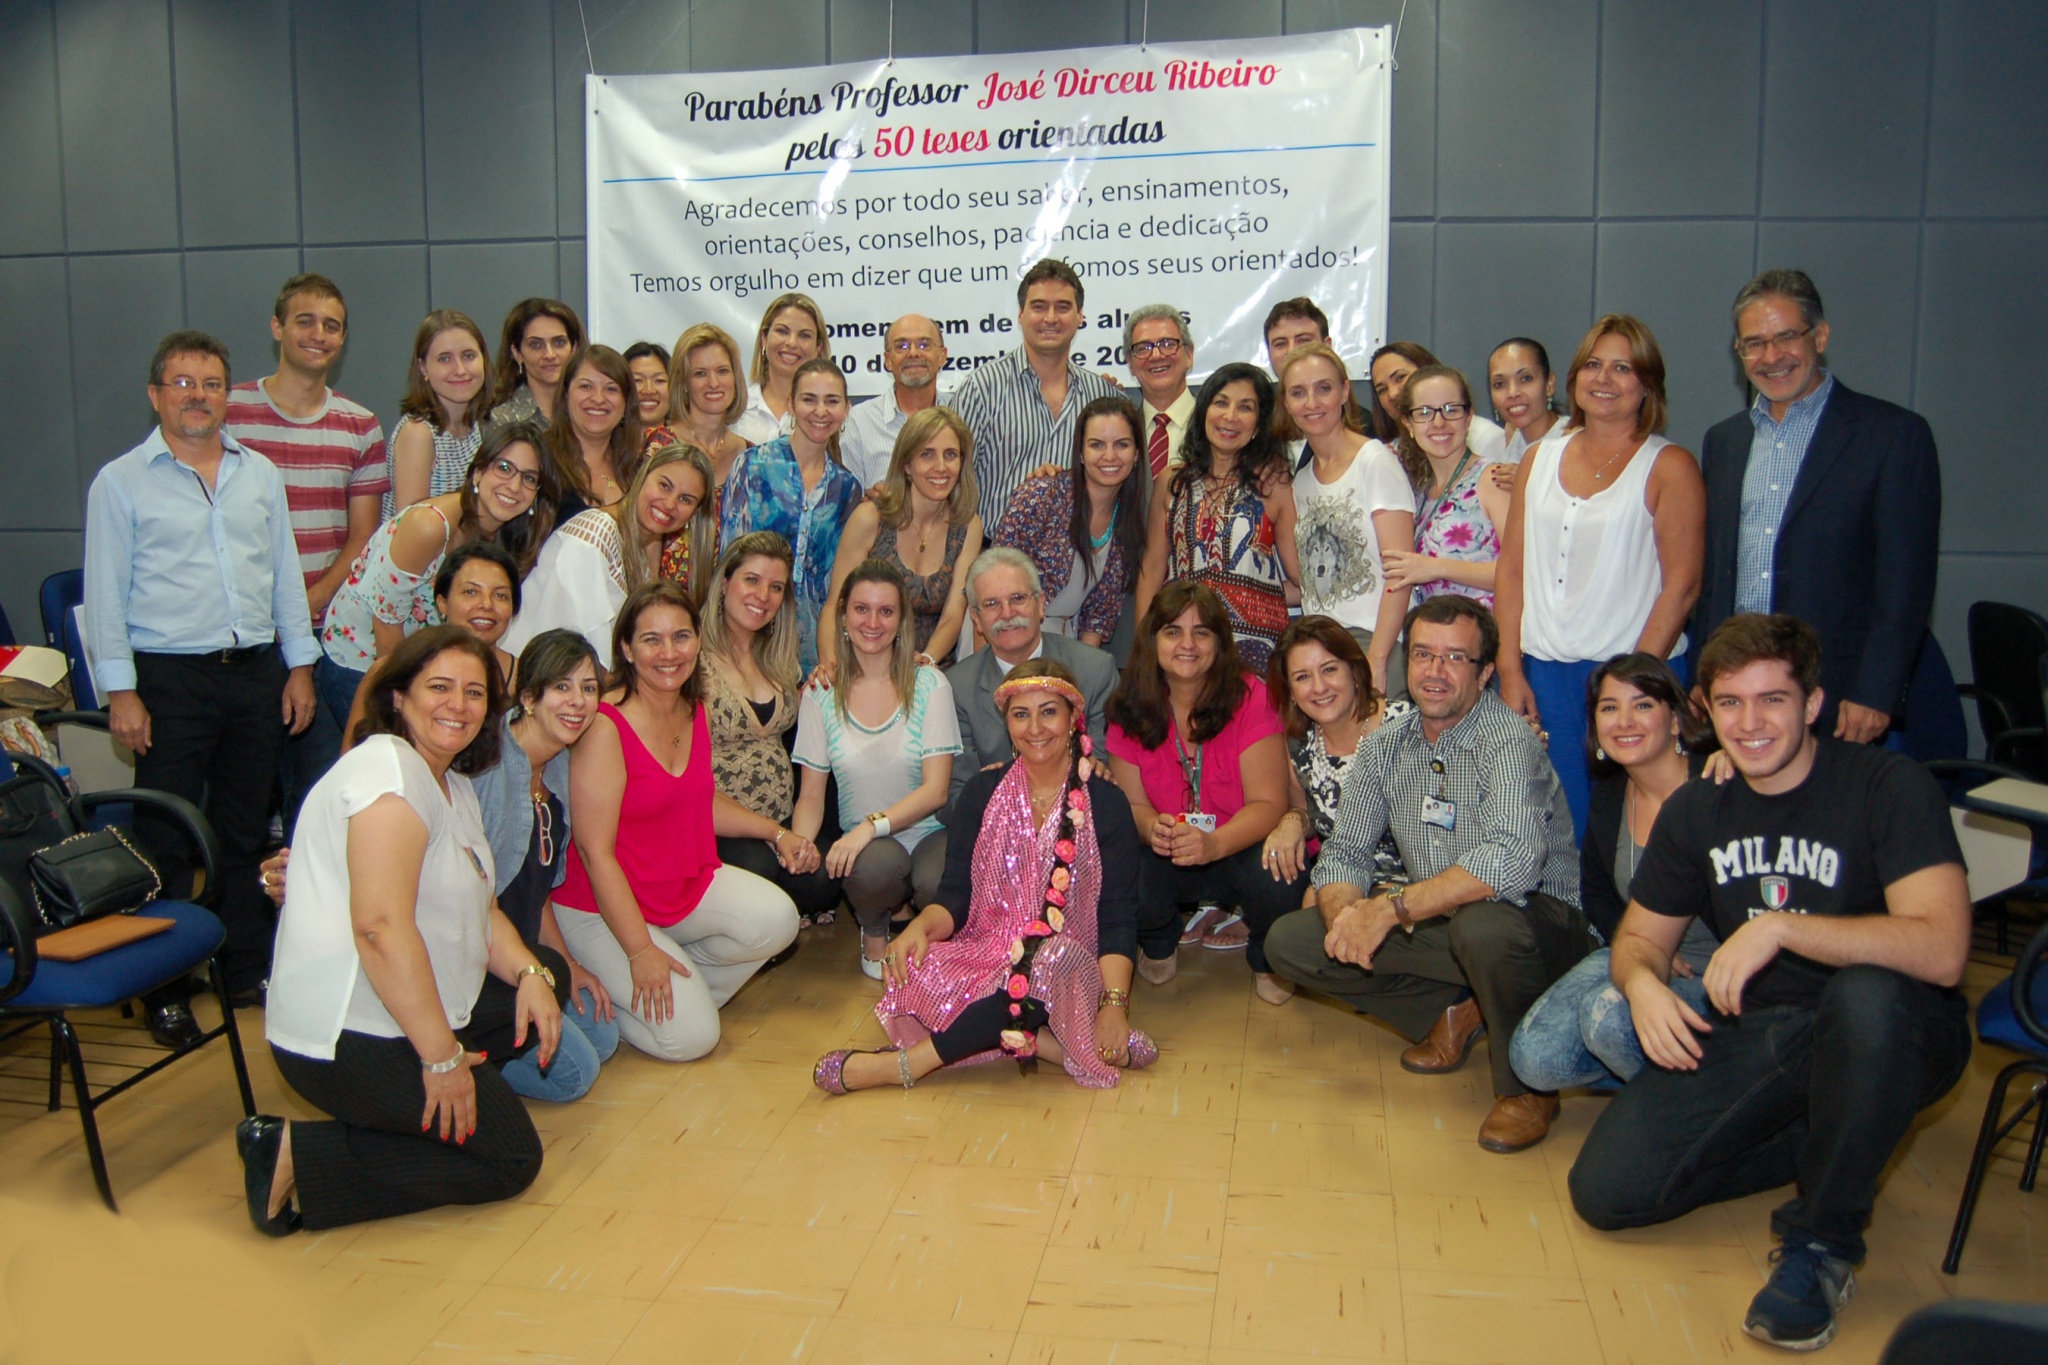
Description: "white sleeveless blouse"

(1517, 429), (1687, 663)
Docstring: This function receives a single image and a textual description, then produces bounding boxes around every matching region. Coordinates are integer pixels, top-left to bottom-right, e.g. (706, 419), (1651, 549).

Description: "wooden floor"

(1, 918), (2043, 1363)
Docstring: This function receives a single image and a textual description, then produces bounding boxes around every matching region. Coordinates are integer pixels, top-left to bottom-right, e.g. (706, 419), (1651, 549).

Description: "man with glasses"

(1695, 269), (1942, 746)
(840, 313), (950, 490)
(1263, 595), (1593, 1153)
(1124, 304), (1195, 479)
(224, 273), (387, 835)
(84, 331), (320, 1042)
(944, 547), (1117, 816)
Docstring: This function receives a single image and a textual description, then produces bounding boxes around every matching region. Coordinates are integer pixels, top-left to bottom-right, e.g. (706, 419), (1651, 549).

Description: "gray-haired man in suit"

(946, 547), (1118, 816)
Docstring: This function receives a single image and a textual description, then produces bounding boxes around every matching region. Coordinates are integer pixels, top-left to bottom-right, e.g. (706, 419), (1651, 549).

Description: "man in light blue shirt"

(84, 330), (319, 1038)
(839, 314), (951, 491)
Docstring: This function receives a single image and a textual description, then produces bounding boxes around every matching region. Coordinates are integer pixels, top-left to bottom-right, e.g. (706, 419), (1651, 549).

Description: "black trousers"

(1134, 844), (1309, 973)
(272, 1017), (545, 1231)
(1568, 965), (1971, 1262)
(717, 835), (840, 921)
(932, 993), (1050, 1065)
(132, 648), (288, 994)
(1263, 893), (1596, 1097)
(468, 944), (572, 1066)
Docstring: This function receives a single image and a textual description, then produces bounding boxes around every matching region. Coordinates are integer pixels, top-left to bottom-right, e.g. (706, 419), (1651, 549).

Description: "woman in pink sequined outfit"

(813, 660), (1156, 1092)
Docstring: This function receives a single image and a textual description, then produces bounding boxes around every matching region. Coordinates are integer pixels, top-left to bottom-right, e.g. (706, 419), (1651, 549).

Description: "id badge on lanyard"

(1174, 725), (1208, 822)
(1421, 756), (1456, 830)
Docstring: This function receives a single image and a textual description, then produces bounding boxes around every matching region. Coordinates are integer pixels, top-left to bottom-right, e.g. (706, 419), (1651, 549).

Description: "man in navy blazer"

(946, 546), (1118, 816)
(1695, 269), (1941, 743)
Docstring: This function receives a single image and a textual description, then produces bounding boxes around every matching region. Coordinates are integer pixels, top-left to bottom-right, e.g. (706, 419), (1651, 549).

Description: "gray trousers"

(1263, 893), (1595, 1097)
(845, 831), (949, 934)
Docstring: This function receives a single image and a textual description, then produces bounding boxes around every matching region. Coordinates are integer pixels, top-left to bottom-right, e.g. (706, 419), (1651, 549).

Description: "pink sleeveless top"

(555, 701), (719, 928)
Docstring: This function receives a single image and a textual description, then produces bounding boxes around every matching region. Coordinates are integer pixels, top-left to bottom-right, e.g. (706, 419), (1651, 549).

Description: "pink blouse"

(1105, 677), (1281, 821)
(555, 701), (719, 927)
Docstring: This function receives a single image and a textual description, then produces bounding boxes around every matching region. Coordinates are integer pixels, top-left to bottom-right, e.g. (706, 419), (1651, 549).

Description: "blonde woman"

(820, 405), (983, 666)
(645, 322), (752, 507)
(733, 293), (830, 445)
(506, 443), (716, 658)
(698, 531), (834, 923)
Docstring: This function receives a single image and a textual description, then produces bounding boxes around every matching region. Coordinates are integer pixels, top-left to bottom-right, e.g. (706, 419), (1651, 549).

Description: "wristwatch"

(1389, 890), (1415, 933)
(517, 962), (557, 990)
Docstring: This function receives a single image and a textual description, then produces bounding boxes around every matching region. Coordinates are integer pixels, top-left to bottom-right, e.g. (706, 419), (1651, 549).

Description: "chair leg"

(1944, 1059), (2042, 1274)
(46, 1030), (62, 1112)
(50, 1016), (117, 1213)
(208, 958), (258, 1118)
(2022, 1078), (2048, 1193)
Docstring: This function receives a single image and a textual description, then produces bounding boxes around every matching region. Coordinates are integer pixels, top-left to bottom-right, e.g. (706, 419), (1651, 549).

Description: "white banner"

(587, 29), (1391, 396)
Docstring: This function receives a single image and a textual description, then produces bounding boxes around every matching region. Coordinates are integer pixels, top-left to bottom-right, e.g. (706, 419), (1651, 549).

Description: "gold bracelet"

(1098, 987), (1131, 1009)
(628, 942), (662, 963)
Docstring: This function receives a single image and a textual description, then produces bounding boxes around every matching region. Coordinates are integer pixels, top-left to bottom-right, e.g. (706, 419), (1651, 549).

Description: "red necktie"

(1149, 412), (1171, 479)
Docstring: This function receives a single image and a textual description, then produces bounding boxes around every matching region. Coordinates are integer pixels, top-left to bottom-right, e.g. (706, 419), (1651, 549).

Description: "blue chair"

(0, 597), (14, 646)
(1943, 915), (2048, 1273)
(0, 750), (256, 1210)
(37, 570), (94, 711)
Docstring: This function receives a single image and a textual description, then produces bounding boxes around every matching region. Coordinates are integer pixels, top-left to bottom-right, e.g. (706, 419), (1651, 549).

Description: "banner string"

(1390, 0), (1409, 70)
(1141, 0), (1150, 49)
(888, 0), (896, 63)
(577, 0), (595, 74)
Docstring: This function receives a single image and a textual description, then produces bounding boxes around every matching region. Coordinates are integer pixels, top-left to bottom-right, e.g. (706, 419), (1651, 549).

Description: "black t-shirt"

(1629, 738), (1962, 1010)
(497, 790), (564, 950)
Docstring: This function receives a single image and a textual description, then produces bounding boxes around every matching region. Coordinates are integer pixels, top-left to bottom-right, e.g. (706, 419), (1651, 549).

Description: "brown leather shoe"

(1478, 1093), (1560, 1153)
(1399, 996), (1486, 1074)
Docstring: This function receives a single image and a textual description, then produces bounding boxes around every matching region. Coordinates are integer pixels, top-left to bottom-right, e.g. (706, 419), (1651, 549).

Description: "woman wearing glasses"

(1281, 344), (1415, 699)
(488, 298), (584, 430)
(505, 444), (718, 660)
(317, 422), (559, 737)
(1494, 315), (1706, 837)
(1380, 366), (1514, 610)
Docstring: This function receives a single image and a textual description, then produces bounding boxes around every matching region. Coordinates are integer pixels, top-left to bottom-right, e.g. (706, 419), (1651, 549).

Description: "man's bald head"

(884, 314), (947, 391)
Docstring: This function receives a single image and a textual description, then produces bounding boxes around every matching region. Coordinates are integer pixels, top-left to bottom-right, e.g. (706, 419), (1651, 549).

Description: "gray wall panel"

(428, 243), (563, 353)
(0, 259), (79, 533)
(1593, 221), (1756, 451)
(1926, 0), (2048, 219)
(1288, 0), (1431, 219)
(296, 0), (425, 243)
(558, 239), (589, 325)
(0, 531), (84, 642)
(1760, 0), (1931, 219)
(1432, 224), (1595, 408)
(1916, 222), (2048, 556)
(68, 253), (187, 480)
(1934, 554), (2048, 699)
(1753, 221), (1919, 409)
(181, 247), (306, 398)
(1437, 0), (1597, 219)
(423, 2), (557, 241)
(553, 0), (695, 239)
(689, 0), (827, 71)
(976, 0), (1125, 54)
(1125, 0), (1281, 41)
(1597, 0), (1761, 218)
(55, 0), (179, 253)
(1386, 220), (1434, 351)
(0, 0), (67, 256)
(830, 0), (973, 60)
(300, 245), (429, 428)
(172, 0), (299, 248)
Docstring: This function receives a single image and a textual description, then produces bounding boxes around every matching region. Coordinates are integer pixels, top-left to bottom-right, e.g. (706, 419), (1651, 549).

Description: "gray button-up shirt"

(1312, 690), (1580, 908)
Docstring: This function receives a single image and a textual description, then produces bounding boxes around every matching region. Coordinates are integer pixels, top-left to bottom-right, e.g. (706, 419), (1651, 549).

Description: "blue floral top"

(718, 437), (865, 674)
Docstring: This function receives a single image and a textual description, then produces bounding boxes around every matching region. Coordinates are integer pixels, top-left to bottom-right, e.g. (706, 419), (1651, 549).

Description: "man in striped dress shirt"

(950, 258), (1122, 530)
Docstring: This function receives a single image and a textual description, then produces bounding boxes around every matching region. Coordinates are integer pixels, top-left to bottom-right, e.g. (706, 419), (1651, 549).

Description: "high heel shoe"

(234, 1115), (302, 1237)
(1125, 1030), (1159, 1069)
(812, 1047), (913, 1095)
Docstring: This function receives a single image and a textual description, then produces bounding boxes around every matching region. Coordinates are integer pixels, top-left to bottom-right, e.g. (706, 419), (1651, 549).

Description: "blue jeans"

(1510, 947), (1711, 1090)
(314, 653), (366, 738)
(499, 988), (620, 1103)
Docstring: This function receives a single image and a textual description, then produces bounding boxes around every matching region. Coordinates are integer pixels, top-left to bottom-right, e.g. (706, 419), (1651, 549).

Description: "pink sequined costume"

(875, 762), (1138, 1088)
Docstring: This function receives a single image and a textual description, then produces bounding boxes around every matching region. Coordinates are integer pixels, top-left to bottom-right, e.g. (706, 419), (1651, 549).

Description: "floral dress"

(993, 473), (1134, 642)
(1167, 474), (1288, 670)
(320, 504), (452, 671)
(1412, 453), (1501, 607)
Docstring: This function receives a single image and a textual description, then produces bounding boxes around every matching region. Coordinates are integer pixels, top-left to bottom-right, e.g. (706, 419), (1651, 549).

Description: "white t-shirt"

(1293, 439), (1415, 632)
(1470, 415), (1509, 462)
(267, 734), (495, 1060)
(793, 665), (962, 852)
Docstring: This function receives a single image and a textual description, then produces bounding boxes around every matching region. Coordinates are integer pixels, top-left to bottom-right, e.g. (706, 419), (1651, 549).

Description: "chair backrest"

(1966, 601), (2048, 772)
(62, 604), (96, 710)
(39, 570), (82, 649)
(0, 598), (13, 647)
(1880, 1298), (2048, 1365)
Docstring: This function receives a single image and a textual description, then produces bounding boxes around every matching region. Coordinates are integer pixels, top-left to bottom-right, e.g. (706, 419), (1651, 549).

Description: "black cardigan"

(1581, 753), (1708, 943)
(934, 764), (1141, 961)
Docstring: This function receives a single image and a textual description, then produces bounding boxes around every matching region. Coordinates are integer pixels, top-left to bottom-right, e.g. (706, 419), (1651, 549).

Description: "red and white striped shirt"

(226, 380), (391, 587)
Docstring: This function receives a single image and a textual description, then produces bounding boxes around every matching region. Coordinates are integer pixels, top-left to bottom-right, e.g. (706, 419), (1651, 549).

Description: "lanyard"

(1173, 722), (1205, 813)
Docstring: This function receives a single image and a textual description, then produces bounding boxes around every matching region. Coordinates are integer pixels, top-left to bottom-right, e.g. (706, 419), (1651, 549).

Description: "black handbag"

(28, 827), (163, 933)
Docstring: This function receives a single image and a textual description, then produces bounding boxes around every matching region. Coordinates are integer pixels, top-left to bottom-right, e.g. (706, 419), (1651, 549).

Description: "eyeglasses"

(889, 338), (939, 353)
(489, 457), (542, 490)
(1734, 325), (1815, 360)
(1406, 402), (1470, 423)
(160, 377), (227, 395)
(1130, 338), (1184, 359)
(975, 591), (1037, 616)
(1407, 646), (1478, 669)
(534, 796), (555, 866)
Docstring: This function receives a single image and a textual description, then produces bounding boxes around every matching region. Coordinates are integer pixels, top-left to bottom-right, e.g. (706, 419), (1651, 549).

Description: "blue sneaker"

(1744, 1241), (1857, 1351)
